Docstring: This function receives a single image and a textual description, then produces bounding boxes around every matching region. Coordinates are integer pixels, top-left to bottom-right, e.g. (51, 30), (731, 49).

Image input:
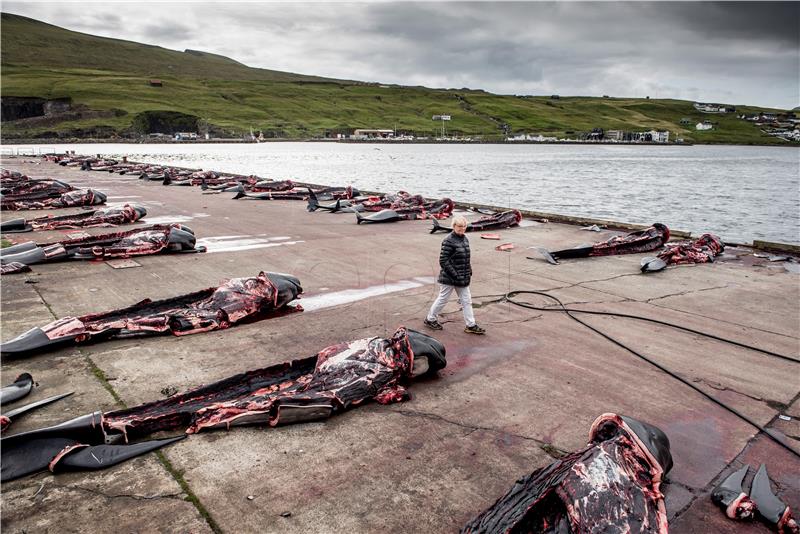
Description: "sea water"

(9, 142), (799, 244)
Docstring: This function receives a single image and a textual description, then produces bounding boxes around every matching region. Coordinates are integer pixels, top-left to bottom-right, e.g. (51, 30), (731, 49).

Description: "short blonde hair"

(452, 215), (468, 228)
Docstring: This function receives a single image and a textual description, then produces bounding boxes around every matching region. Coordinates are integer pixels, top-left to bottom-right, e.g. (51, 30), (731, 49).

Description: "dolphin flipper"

(751, 464), (797, 531)
(711, 465), (756, 520)
(0, 373), (34, 405)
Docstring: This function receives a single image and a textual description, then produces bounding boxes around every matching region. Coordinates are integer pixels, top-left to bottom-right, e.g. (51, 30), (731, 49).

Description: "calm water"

(8, 143), (800, 244)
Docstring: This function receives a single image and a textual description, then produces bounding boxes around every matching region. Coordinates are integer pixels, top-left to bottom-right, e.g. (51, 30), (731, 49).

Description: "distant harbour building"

(175, 132), (198, 140)
(352, 129), (394, 139)
(605, 130), (624, 141)
(648, 130), (670, 143)
(696, 121), (714, 131)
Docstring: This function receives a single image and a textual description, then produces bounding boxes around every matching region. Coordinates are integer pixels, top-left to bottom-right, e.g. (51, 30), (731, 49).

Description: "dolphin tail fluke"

(535, 247), (559, 265)
(200, 178), (208, 190)
(52, 435), (187, 474)
(307, 188), (319, 212)
(430, 219), (444, 234)
(751, 464), (796, 530)
(162, 174), (172, 186)
(641, 257), (668, 273)
(331, 199), (342, 213)
(356, 212), (365, 225)
(232, 186), (246, 200)
(711, 465), (756, 520)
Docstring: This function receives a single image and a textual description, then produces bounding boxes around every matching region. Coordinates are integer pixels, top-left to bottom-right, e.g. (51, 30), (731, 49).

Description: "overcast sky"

(4, 1), (799, 109)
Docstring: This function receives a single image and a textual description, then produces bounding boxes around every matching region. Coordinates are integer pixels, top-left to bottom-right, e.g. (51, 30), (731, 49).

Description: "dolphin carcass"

(0, 272), (303, 357)
(533, 223), (670, 264)
(1, 189), (107, 211)
(641, 233), (724, 273)
(355, 198), (455, 224)
(0, 223), (202, 274)
(0, 204), (146, 233)
(463, 413), (672, 534)
(0, 327), (446, 481)
(430, 210), (522, 233)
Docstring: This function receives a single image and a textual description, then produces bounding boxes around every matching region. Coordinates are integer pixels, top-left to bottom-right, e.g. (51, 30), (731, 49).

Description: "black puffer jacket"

(438, 232), (471, 287)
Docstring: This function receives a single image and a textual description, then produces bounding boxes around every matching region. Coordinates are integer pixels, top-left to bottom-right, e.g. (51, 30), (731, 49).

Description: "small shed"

(149, 79), (163, 87)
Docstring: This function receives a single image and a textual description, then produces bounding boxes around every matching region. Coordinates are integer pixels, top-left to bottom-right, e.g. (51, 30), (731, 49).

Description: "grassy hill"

(1, 13), (792, 144)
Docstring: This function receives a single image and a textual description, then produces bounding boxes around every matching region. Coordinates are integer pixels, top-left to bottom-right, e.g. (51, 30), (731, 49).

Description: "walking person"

(424, 215), (486, 334)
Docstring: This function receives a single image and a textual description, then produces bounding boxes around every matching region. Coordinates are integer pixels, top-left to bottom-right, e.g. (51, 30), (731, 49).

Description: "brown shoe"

(424, 318), (443, 331)
(464, 324), (485, 335)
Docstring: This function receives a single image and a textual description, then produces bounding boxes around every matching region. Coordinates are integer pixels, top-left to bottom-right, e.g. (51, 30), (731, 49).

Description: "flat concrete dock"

(2, 157), (798, 533)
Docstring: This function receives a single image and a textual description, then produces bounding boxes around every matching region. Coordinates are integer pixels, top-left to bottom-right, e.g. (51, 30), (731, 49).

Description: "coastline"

(4, 137), (799, 147)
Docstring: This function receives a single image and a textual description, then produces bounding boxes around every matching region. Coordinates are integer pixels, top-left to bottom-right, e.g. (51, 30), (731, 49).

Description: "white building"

(649, 130), (670, 143)
(696, 122), (713, 131)
(352, 129), (394, 139)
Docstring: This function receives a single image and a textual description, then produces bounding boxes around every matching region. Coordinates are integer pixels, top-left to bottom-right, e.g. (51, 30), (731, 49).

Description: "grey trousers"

(426, 284), (476, 327)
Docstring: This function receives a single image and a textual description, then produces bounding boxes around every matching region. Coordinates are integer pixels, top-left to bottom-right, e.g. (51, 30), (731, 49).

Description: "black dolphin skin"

(533, 223), (671, 264)
(0, 327), (446, 482)
(430, 209), (522, 233)
(0, 204), (146, 233)
(462, 414), (672, 533)
(356, 209), (405, 224)
(1, 178), (73, 198)
(0, 272), (303, 358)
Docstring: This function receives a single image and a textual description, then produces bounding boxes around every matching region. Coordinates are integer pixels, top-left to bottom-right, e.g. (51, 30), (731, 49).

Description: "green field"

(1, 13), (791, 144)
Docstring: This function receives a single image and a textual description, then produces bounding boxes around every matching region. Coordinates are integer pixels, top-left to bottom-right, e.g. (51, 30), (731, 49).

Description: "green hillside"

(0, 13), (792, 143)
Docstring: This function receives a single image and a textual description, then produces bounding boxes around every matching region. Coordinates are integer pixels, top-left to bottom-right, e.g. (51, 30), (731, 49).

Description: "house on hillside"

(693, 102), (734, 113)
(696, 121), (713, 131)
(149, 79), (163, 87)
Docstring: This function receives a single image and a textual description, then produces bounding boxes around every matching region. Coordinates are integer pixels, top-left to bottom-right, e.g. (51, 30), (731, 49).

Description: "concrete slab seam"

(393, 409), (568, 459)
(25, 283), (224, 534)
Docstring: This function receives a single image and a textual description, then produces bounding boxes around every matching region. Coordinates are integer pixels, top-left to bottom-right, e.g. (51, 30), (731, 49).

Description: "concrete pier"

(2, 157), (798, 533)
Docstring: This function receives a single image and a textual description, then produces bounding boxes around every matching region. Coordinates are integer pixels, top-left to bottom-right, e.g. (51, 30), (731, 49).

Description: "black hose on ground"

(504, 289), (800, 459)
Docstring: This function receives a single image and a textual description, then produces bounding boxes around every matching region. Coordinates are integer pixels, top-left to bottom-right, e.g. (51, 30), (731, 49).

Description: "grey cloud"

(140, 21), (194, 43)
(1, 1), (797, 108)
